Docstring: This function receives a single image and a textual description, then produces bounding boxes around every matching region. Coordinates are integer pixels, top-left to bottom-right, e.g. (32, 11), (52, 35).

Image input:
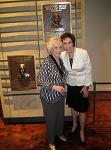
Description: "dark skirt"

(66, 85), (89, 112)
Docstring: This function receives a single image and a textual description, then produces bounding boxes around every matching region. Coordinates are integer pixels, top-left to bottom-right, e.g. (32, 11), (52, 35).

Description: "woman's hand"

(52, 85), (65, 94)
(80, 86), (89, 98)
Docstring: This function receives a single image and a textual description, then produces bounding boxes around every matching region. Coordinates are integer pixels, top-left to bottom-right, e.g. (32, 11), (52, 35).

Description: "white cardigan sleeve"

(84, 53), (92, 86)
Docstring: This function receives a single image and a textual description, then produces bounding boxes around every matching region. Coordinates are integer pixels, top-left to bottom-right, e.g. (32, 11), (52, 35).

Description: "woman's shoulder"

(76, 47), (88, 55)
(61, 51), (67, 58)
(40, 56), (51, 67)
(43, 55), (57, 67)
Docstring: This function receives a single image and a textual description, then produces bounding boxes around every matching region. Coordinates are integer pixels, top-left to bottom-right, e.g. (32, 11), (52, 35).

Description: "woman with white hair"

(39, 36), (67, 150)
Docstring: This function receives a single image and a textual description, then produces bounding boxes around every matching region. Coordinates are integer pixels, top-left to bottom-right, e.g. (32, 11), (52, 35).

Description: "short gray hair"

(46, 36), (62, 52)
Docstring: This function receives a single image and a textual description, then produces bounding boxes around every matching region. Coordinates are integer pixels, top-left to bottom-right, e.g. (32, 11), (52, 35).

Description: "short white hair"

(46, 36), (62, 52)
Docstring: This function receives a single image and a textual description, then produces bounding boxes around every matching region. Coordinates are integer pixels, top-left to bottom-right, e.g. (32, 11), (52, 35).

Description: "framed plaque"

(8, 55), (36, 91)
(42, 2), (71, 42)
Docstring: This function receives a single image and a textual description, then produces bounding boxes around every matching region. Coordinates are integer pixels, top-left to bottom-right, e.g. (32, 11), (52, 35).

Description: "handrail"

(93, 82), (111, 84)
(93, 82), (111, 122)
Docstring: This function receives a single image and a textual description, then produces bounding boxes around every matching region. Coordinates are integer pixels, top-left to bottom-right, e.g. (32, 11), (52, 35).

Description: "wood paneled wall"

(0, 0), (84, 120)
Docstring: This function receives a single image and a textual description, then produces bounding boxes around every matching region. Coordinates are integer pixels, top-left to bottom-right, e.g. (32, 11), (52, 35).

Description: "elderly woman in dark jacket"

(39, 36), (67, 150)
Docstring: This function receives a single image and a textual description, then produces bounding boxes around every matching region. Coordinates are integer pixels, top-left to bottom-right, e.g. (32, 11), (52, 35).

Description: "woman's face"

(62, 37), (74, 54)
(51, 42), (63, 59)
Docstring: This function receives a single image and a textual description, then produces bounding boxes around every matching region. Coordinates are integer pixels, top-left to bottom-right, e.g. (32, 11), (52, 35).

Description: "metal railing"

(93, 82), (111, 122)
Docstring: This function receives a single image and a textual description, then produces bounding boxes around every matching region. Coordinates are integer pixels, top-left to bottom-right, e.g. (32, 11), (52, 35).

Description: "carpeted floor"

(0, 93), (111, 150)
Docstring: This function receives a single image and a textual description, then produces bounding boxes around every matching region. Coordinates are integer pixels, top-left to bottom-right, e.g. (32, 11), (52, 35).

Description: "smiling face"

(51, 42), (63, 59)
(62, 37), (74, 54)
(47, 36), (63, 59)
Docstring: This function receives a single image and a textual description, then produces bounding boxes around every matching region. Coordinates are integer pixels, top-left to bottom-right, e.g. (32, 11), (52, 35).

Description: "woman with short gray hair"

(39, 36), (67, 150)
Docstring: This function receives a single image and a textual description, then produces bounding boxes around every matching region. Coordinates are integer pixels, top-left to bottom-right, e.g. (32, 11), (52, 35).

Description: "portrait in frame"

(42, 2), (71, 42)
(8, 55), (36, 91)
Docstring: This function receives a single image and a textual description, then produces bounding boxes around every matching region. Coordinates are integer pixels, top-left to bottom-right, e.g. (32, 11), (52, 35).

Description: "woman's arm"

(38, 61), (52, 89)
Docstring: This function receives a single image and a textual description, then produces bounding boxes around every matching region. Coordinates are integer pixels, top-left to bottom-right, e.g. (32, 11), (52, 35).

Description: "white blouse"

(61, 47), (92, 86)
